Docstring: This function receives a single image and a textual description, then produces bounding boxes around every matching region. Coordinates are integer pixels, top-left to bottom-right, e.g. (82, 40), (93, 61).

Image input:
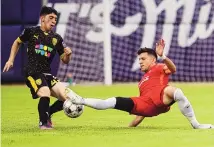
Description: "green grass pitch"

(1, 83), (214, 147)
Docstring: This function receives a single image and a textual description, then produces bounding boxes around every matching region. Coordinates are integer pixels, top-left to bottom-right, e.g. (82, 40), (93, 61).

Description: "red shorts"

(130, 87), (170, 117)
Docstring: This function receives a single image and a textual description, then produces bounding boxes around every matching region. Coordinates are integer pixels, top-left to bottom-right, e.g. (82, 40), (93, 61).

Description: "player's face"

(138, 53), (156, 72)
(41, 13), (57, 31)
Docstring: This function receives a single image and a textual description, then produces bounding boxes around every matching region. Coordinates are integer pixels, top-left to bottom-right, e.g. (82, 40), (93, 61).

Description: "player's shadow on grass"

(2, 125), (188, 134)
(55, 125), (188, 131)
(136, 125), (189, 130)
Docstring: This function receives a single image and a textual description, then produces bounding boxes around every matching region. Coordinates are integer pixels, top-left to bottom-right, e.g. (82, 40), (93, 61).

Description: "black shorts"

(114, 97), (134, 113)
(25, 73), (59, 99)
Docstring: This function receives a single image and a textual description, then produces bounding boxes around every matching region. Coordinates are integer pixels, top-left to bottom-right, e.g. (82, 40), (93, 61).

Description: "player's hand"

(3, 61), (13, 72)
(155, 39), (165, 56)
(64, 47), (72, 56)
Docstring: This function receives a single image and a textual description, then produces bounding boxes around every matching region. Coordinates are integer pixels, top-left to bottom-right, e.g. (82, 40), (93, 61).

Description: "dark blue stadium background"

(2, 0), (214, 83)
(1, 0), (61, 82)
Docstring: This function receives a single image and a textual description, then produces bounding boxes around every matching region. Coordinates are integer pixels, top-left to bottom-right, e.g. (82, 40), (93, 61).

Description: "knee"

(37, 86), (51, 97)
(174, 88), (185, 101)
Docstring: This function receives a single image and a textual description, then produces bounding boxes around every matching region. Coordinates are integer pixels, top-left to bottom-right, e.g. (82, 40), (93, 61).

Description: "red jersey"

(138, 63), (170, 106)
(138, 63), (169, 96)
(131, 63), (171, 117)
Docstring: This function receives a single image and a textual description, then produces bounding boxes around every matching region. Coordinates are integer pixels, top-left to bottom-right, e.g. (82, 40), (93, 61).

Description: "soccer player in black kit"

(3, 6), (76, 130)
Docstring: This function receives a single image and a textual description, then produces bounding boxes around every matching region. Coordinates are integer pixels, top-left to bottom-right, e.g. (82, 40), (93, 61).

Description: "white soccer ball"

(63, 99), (84, 118)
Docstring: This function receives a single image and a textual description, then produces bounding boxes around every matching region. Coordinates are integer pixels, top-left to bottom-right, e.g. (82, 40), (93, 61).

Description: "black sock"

(38, 97), (50, 124)
(49, 100), (64, 116)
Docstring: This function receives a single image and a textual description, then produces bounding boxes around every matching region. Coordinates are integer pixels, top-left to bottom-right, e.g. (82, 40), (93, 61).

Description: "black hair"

(40, 6), (58, 16)
(137, 47), (157, 59)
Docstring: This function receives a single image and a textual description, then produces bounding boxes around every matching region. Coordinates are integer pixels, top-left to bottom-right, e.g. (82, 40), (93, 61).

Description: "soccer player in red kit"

(68, 39), (213, 129)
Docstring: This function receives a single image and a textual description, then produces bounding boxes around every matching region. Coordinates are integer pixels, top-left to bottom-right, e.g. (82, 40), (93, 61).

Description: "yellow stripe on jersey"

(60, 53), (65, 59)
(16, 37), (22, 43)
(27, 76), (38, 92)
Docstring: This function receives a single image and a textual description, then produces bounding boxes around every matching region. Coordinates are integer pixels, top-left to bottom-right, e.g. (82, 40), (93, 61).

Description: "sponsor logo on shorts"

(36, 79), (42, 85)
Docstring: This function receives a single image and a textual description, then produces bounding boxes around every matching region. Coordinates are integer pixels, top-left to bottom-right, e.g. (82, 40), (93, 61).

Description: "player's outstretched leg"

(78, 97), (116, 109)
(68, 93), (134, 114)
(66, 88), (116, 109)
(174, 88), (214, 129)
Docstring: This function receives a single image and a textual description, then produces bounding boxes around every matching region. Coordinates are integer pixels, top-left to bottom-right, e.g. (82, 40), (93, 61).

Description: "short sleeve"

(56, 36), (67, 58)
(18, 27), (32, 43)
(157, 63), (171, 75)
(156, 63), (165, 74)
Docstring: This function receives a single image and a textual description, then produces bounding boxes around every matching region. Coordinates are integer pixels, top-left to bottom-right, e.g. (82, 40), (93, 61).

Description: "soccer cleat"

(193, 124), (214, 129)
(39, 121), (53, 130)
(66, 96), (84, 105)
(65, 88), (84, 104)
(47, 117), (53, 127)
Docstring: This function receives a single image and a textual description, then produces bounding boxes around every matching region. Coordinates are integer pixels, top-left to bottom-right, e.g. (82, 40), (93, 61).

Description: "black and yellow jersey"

(17, 26), (65, 76)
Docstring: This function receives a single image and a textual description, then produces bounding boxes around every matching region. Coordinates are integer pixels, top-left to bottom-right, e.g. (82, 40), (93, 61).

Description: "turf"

(1, 83), (214, 147)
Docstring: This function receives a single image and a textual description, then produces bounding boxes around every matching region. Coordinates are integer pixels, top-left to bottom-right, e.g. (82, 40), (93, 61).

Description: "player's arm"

(3, 27), (31, 72)
(156, 39), (176, 73)
(57, 37), (72, 64)
(129, 115), (145, 127)
(60, 47), (72, 64)
(162, 56), (176, 74)
(3, 39), (22, 72)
